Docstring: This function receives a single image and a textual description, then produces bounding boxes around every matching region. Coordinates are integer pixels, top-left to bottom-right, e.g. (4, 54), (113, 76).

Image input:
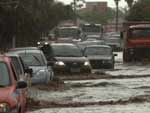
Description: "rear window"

(52, 45), (83, 57)
(84, 47), (112, 56)
(129, 28), (150, 38)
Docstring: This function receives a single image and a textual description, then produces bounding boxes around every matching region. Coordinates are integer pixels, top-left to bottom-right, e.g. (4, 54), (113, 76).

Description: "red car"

(0, 56), (27, 113)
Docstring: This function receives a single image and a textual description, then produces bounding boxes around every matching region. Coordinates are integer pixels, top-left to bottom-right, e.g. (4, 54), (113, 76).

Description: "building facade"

(86, 2), (107, 14)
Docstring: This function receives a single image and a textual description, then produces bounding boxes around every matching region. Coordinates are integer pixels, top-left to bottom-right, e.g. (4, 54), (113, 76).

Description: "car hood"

(87, 55), (112, 60)
(0, 86), (15, 102)
(54, 57), (87, 62)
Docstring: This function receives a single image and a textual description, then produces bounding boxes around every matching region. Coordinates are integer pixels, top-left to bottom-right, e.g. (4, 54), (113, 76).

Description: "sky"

(57, 0), (128, 8)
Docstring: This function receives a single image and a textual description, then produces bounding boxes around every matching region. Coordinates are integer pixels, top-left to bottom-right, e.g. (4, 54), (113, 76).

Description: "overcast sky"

(57, 0), (128, 8)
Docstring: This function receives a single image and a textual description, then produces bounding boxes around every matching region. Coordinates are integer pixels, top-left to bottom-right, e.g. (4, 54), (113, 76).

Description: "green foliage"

(78, 7), (124, 24)
(125, 0), (134, 8)
(126, 0), (150, 21)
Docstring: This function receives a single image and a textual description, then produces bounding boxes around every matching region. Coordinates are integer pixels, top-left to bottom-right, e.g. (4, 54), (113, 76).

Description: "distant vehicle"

(83, 45), (117, 69)
(40, 43), (91, 74)
(122, 22), (150, 62)
(0, 55), (27, 113)
(80, 23), (103, 39)
(77, 40), (106, 51)
(54, 26), (82, 43)
(8, 49), (54, 85)
(104, 37), (121, 51)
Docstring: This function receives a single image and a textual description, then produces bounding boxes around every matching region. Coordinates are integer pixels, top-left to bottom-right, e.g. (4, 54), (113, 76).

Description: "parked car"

(8, 49), (54, 85)
(77, 40), (106, 51)
(40, 43), (91, 74)
(83, 45), (117, 69)
(0, 55), (27, 113)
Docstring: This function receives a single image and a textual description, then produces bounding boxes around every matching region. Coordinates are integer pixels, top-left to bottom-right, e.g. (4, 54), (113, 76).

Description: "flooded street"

(27, 52), (150, 113)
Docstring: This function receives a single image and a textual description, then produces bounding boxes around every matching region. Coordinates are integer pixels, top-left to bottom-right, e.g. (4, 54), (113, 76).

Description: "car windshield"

(78, 41), (105, 50)
(0, 62), (10, 87)
(56, 28), (80, 38)
(82, 25), (101, 33)
(84, 47), (111, 56)
(52, 45), (83, 57)
(129, 28), (150, 38)
(19, 53), (46, 66)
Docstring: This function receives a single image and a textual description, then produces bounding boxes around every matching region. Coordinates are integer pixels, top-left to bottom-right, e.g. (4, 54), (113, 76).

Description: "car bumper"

(89, 60), (114, 69)
(53, 65), (91, 74)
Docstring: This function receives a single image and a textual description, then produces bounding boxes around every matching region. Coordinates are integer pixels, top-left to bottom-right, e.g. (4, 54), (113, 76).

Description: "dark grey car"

(84, 45), (117, 69)
(41, 43), (91, 74)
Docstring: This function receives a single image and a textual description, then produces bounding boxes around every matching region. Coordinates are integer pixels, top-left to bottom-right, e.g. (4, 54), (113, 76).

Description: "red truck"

(122, 21), (150, 62)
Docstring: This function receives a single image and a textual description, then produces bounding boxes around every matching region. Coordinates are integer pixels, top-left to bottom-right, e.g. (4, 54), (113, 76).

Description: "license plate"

(70, 68), (80, 73)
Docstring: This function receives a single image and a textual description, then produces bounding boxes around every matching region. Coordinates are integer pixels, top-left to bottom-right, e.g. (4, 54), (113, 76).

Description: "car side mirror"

(114, 54), (118, 56)
(25, 68), (33, 75)
(17, 81), (27, 89)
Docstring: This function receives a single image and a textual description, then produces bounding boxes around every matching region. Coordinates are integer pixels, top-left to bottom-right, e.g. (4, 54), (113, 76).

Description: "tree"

(78, 7), (124, 24)
(126, 0), (150, 21)
(0, 0), (76, 48)
(125, 0), (134, 9)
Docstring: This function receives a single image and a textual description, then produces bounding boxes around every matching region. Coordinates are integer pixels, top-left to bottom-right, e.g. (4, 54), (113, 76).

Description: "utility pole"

(114, 0), (120, 32)
(71, 0), (85, 25)
(72, 0), (77, 25)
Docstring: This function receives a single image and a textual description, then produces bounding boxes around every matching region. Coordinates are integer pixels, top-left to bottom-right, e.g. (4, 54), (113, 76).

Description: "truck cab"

(123, 22), (150, 62)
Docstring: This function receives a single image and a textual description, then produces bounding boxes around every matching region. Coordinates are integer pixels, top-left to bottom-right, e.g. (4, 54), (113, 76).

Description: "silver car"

(8, 49), (54, 85)
(84, 45), (117, 69)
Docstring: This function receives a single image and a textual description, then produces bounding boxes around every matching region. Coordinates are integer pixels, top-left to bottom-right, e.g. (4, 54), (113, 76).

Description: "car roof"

(8, 49), (42, 54)
(59, 26), (79, 29)
(83, 23), (101, 26)
(85, 45), (111, 48)
(86, 35), (100, 37)
(78, 40), (104, 44)
(51, 43), (76, 46)
(129, 24), (150, 29)
(5, 52), (20, 57)
(9, 47), (39, 52)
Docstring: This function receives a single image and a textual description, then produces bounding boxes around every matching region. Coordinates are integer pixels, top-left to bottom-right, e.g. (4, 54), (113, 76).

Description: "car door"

(10, 61), (27, 113)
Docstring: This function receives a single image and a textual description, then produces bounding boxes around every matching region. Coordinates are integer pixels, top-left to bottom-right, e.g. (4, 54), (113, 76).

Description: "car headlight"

(84, 61), (90, 66)
(44, 42), (49, 45)
(55, 61), (65, 66)
(0, 103), (10, 112)
(37, 42), (41, 45)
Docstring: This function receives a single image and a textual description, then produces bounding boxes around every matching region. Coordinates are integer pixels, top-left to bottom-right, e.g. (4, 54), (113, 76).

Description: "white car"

(8, 48), (54, 85)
